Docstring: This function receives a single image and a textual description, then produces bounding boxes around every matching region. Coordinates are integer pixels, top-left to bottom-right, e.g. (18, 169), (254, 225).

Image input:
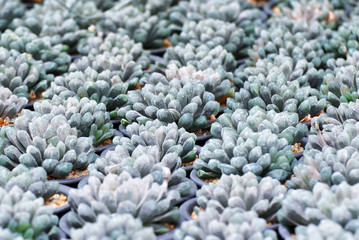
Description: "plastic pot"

(77, 175), (90, 189)
(196, 132), (212, 146)
(53, 185), (71, 217)
(110, 119), (122, 129)
(49, 174), (88, 188)
(94, 143), (115, 155)
(190, 169), (208, 188)
(278, 224), (295, 240)
(24, 102), (34, 111)
(150, 48), (167, 56)
(150, 55), (168, 67)
(263, 0), (276, 17)
(118, 124), (130, 137)
(179, 198), (197, 222)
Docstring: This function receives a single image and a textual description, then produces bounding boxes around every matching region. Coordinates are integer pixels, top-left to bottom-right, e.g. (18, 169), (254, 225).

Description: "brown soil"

(182, 159), (196, 167)
(292, 143), (304, 154)
(95, 139), (112, 148)
(47, 169), (89, 180)
(0, 117), (10, 127)
(299, 109), (324, 124)
(29, 90), (43, 103)
(163, 39), (172, 48)
(216, 95), (228, 105)
(135, 82), (142, 90)
(162, 223), (175, 232)
(203, 178), (219, 184)
(194, 129), (211, 137)
(272, 6), (281, 14)
(248, 0), (267, 6)
(44, 193), (68, 209)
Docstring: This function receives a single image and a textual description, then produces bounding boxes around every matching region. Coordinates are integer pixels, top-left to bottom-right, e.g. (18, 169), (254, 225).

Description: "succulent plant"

(98, 5), (177, 48)
(229, 55), (326, 120)
(0, 27), (71, 74)
(287, 146), (359, 190)
(0, 0), (25, 31)
(248, 20), (333, 68)
(170, 18), (251, 59)
(195, 125), (296, 182)
(0, 111), (97, 179)
(70, 214), (157, 240)
(307, 119), (359, 151)
(67, 170), (187, 235)
(0, 186), (60, 239)
(295, 219), (359, 240)
(43, 64), (142, 117)
(0, 47), (53, 99)
(277, 181), (359, 229)
(0, 87), (27, 124)
(174, 208), (278, 240)
(273, 0), (346, 29)
(321, 100), (359, 124)
(33, 96), (115, 146)
(320, 52), (359, 108)
(196, 172), (286, 221)
(113, 119), (197, 164)
(76, 32), (150, 69)
(164, 44), (237, 72)
(214, 106), (308, 145)
(119, 66), (221, 132)
(89, 144), (187, 187)
(0, 165), (59, 199)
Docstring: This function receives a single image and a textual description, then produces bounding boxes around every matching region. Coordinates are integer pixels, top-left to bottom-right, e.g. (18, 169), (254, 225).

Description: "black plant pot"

(150, 48), (167, 56)
(196, 132), (212, 146)
(118, 124), (130, 137)
(49, 174), (88, 188)
(150, 55), (168, 67)
(77, 175), (90, 189)
(263, 0), (276, 17)
(94, 143), (115, 155)
(59, 212), (72, 238)
(53, 185), (71, 217)
(24, 102), (34, 111)
(190, 169), (208, 188)
(110, 119), (122, 129)
(70, 54), (82, 62)
(179, 198), (197, 222)
(278, 224), (295, 240)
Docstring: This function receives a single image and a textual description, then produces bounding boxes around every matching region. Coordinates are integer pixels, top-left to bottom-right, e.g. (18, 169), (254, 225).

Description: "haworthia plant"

(229, 55), (326, 120)
(0, 111), (97, 179)
(33, 96), (115, 146)
(0, 0), (25, 31)
(213, 106), (308, 145)
(0, 87), (27, 122)
(76, 33), (150, 69)
(43, 64), (142, 117)
(70, 214), (157, 240)
(67, 170), (186, 235)
(0, 186), (60, 239)
(287, 146), (359, 190)
(98, 4), (177, 48)
(174, 208), (278, 240)
(195, 127), (296, 182)
(0, 165), (59, 199)
(164, 44), (237, 72)
(196, 172), (286, 221)
(295, 219), (359, 240)
(321, 51), (359, 107)
(0, 47), (53, 99)
(307, 119), (359, 151)
(0, 27), (71, 74)
(170, 18), (251, 59)
(277, 182), (359, 229)
(112, 119), (197, 164)
(119, 66), (221, 132)
(89, 144), (187, 187)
